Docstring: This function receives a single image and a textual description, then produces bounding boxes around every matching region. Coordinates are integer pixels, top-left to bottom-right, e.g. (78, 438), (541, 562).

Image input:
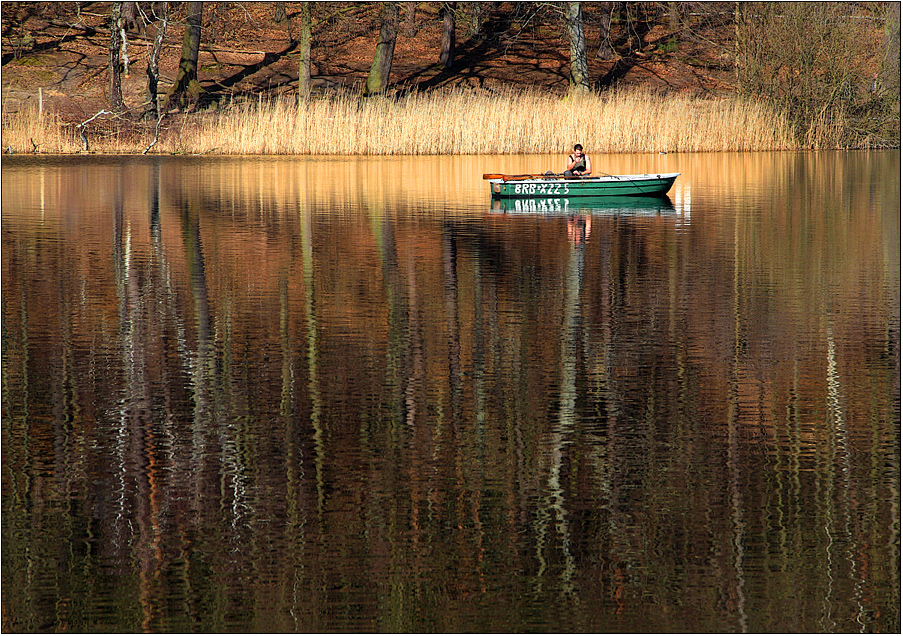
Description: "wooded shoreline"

(1, 2), (899, 153)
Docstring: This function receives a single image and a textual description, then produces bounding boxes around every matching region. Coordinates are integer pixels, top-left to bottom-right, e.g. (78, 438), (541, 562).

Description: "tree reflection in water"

(1, 153), (899, 633)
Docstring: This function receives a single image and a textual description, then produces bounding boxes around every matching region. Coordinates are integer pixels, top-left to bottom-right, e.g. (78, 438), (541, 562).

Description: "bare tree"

(273, 1), (292, 42)
(563, 2), (589, 92)
(735, 2), (888, 147)
(364, 2), (399, 96)
(439, 1), (456, 68)
(879, 1), (900, 97)
(144, 2), (169, 119)
(467, 1), (484, 37)
(167, 1), (204, 110)
(401, 1), (418, 37)
(109, 2), (126, 111)
(596, 1), (615, 60)
(122, 2), (139, 30)
(298, 1), (314, 101)
(668, 1), (689, 44)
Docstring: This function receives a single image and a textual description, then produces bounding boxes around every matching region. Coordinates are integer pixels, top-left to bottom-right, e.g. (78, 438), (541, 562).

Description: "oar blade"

(484, 173), (563, 181)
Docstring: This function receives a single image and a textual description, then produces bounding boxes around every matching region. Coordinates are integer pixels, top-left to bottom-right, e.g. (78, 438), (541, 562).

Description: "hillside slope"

(1, 2), (735, 123)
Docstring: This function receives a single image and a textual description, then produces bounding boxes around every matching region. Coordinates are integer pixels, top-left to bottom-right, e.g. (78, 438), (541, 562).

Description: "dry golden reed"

(2, 86), (796, 155)
(1, 104), (80, 154)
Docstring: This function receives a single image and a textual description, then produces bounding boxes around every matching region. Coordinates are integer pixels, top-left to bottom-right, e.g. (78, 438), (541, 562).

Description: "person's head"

(573, 143), (584, 155)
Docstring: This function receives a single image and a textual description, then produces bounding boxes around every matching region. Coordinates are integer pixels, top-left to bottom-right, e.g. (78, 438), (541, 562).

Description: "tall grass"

(1, 104), (81, 154)
(2, 86), (796, 155)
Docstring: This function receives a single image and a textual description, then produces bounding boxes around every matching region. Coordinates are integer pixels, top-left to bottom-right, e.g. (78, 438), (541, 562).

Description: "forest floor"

(1, 2), (735, 126)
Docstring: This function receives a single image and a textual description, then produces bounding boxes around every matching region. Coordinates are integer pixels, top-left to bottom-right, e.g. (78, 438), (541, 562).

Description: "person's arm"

(583, 155), (592, 176)
(566, 154), (577, 171)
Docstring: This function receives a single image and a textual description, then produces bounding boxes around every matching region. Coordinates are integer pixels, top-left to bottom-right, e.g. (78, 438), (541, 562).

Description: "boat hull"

(488, 173), (679, 199)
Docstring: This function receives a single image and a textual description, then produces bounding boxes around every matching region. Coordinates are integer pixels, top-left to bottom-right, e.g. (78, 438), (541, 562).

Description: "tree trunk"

(109, 2), (125, 111)
(168, 1), (203, 110)
(467, 1), (482, 37)
(439, 1), (456, 68)
(122, 2), (139, 30)
(145, 2), (169, 119)
(364, 2), (398, 97)
(274, 1), (292, 42)
(564, 1), (589, 93)
(298, 1), (313, 102)
(596, 1), (614, 60)
(401, 1), (417, 37)
(879, 2), (901, 96)
(668, 1), (688, 43)
(119, 7), (130, 77)
(734, 1), (742, 94)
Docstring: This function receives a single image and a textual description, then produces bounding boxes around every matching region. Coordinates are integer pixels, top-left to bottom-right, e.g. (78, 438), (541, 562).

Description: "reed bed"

(2, 86), (796, 155)
(1, 104), (81, 154)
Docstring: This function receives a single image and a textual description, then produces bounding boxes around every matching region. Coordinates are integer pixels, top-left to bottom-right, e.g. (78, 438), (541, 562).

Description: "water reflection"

(2, 152), (899, 633)
(489, 194), (675, 215)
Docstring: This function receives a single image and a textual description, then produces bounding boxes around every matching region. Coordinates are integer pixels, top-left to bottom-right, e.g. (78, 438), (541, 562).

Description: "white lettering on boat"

(513, 182), (570, 195)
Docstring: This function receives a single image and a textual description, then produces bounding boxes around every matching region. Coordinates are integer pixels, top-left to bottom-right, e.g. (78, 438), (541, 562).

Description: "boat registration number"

(512, 182), (570, 195)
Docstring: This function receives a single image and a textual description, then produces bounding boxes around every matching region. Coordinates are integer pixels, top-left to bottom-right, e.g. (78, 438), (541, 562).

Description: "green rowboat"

(486, 172), (679, 199)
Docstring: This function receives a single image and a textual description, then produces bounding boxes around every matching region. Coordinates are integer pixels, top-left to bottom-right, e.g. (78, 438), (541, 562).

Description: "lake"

(2, 151), (899, 633)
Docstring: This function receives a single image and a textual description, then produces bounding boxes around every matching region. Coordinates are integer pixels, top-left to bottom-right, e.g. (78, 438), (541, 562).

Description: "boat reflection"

(490, 195), (674, 216)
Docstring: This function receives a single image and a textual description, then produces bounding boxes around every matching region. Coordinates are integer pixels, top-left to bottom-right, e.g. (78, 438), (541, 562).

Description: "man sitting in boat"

(564, 144), (592, 177)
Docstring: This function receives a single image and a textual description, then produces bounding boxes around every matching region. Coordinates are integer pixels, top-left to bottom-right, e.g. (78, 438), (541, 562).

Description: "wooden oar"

(482, 173), (542, 180)
(482, 173), (563, 181)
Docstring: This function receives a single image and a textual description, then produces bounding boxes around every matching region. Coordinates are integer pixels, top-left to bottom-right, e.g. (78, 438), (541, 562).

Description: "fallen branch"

(142, 113), (165, 154)
(76, 109), (112, 151)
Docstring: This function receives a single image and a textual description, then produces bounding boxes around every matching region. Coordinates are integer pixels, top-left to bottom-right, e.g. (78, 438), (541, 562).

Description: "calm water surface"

(2, 152), (899, 632)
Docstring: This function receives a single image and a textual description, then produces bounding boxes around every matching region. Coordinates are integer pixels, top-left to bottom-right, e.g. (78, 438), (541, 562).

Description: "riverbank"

(2, 86), (795, 155)
(3, 3), (895, 154)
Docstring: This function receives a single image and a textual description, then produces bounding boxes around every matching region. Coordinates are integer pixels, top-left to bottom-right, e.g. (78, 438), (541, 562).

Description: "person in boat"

(564, 144), (592, 177)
